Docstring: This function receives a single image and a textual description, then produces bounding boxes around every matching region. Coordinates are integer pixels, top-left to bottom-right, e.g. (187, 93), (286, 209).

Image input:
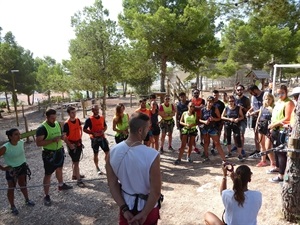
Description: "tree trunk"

(200, 75), (203, 91)
(282, 95), (300, 222)
(27, 94), (31, 105)
(102, 85), (107, 117)
(123, 82), (127, 97)
(5, 92), (11, 112)
(160, 55), (167, 92)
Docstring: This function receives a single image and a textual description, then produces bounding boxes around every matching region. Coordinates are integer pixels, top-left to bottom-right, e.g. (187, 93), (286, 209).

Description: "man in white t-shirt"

(106, 112), (162, 225)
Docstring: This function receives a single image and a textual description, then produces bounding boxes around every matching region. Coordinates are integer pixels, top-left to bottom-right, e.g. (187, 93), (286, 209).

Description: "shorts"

(42, 148), (65, 175)
(239, 120), (247, 134)
(181, 127), (198, 136)
(152, 124), (161, 136)
(115, 134), (128, 144)
(91, 137), (110, 154)
(160, 119), (175, 134)
(119, 206), (159, 225)
(67, 145), (83, 162)
(6, 163), (29, 181)
(251, 116), (257, 129)
(201, 128), (218, 136)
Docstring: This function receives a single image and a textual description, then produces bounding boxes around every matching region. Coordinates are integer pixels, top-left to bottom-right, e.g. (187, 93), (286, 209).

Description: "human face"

(10, 130), (21, 142)
(277, 89), (286, 100)
(193, 91), (199, 98)
(264, 97), (273, 106)
(207, 100), (214, 108)
(92, 106), (100, 116)
(236, 87), (244, 96)
(164, 97), (170, 104)
(180, 95), (186, 102)
(188, 103), (195, 112)
(249, 90), (258, 97)
(213, 92), (219, 100)
(228, 98), (235, 105)
(69, 110), (76, 119)
(47, 114), (56, 125)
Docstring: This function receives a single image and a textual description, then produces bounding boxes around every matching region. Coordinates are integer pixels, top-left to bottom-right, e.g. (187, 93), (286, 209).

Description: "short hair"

(45, 108), (56, 117)
(149, 94), (156, 99)
(248, 84), (259, 91)
(207, 96), (214, 101)
(139, 98), (147, 103)
(92, 104), (99, 110)
(129, 112), (150, 133)
(179, 92), (186, 97)
(193, 89), (200, 94)
(67, 106), (76, 114)
(212, 90), (219, 94)
(236, 84), (245, 90)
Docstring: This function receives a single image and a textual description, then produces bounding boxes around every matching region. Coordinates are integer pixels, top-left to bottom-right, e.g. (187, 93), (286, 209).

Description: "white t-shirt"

(110, 141), (159, 211)
(222, 189), (262, 225)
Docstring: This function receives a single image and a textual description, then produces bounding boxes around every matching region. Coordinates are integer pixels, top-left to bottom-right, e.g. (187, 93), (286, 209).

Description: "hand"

(233, 118), (239, 123)
(129, 211), (147, 225)
(268, 124), (274, 130)
(205, 120), (210, 125)
(53, 136), (62, 142)
(68, 143), (75, 149)
(94, 131), (103, 137)
(1, 165), (12, 171)
(123, 211), (135, 224)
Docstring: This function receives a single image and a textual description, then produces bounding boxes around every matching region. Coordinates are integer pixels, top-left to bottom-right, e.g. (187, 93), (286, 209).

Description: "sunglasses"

(194, 92), (199, 95)
(236, 89), (243, 92)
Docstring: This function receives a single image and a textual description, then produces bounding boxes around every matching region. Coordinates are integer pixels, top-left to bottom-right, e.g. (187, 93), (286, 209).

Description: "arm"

(270, 101), (295, 129)
(255, 108), (262, 132)
(221, 107), (229, 122)
(0, 146), (9, 171)
(35, 126), (61, 147)
(220, 165), (228, 195)
(83, 119), (93, 135)
(179, 113), (186, 127)
(234, 106), (244, 123)
(62, 123), (75, 149)
(129, 155), (162, 224)
(106, 153), (135, 222)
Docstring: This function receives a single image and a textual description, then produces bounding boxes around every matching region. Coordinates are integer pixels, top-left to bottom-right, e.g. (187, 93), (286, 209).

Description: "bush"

(0, 101), (7, 109)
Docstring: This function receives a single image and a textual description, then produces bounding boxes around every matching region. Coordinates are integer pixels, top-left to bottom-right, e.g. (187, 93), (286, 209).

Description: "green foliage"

(120, 0), (221, 91)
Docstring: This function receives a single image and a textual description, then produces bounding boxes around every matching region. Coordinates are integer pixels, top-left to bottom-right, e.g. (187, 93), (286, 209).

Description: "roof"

(245, 70), (270, 79)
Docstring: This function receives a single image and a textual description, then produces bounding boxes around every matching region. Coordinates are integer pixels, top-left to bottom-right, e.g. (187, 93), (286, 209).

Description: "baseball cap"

(207, 96), (214, 101)
(289, 87), (300, 97)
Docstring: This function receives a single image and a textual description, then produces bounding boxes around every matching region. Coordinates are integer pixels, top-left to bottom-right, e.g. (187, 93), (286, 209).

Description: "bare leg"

(211, 135), (226, 161)
(73, 162), (80, 180)
(188, 136), (196, 158)
(160, 132), (166, 150)
(178, 135), (188, 160)
(43, 174), (52, 196)
(7, 180), (15, 207)
(18, 175), (29, 200)
(94, 153), (99, 170)
(204, 211), (224, 225)
(55, 167), (63, 184)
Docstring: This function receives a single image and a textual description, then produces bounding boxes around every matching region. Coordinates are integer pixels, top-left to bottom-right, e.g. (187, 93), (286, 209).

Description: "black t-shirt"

(235, 95), (250, 120)
(176, 100), (190, 122)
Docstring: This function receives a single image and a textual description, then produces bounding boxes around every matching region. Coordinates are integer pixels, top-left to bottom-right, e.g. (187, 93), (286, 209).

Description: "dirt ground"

(0, 96), (297, 225)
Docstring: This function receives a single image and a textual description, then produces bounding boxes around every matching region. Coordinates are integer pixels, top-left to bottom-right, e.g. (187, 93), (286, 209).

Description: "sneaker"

(237, 155), (244, 162)
(194, 147), (201, 154)
(200, 153), (206, 158)
(249, 149), (260, 156)
(202, 157), (210, 163)
(256, 161), (268, 167)
(11, 206), (19, 215)
(200, 142), (204, 147)
(266, 168), (280, 174)
(72, 175), (85, 180)
(174, 159), (181, 165)
(168, 146), (174, 151)
(187, 157), (193, 163)
(160, 148), (164, 154)
(223, 140), (227, 146)
(225, 152), (232, 158)
(211, 148), (216, 156)
(270, 176), (283, 183)
(58, 183), (73, 191)
(77, 181), (86, 188)
(241, 149), (246, 157)
(25, 199), (35, 206)
(44, 195), (52, 206)
(231, 146), (237, 152)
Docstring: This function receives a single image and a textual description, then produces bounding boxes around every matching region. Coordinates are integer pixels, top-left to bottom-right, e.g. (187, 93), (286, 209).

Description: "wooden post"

(24, 117), (30, 143)
(61, 103), (64, 121)
(130, 92), (132, 108)
(282, 96), (300, 222)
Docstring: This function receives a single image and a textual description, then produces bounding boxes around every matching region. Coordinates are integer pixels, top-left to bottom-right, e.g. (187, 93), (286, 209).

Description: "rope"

(0, 177), (106, 191)
(248, 144), (300, 158)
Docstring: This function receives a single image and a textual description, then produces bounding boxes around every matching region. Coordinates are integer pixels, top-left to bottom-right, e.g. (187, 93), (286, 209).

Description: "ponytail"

(232, 165), (252, 207)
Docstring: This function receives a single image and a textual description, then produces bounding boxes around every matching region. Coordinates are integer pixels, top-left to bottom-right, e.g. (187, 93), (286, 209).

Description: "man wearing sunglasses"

(234, 85), (250, 156)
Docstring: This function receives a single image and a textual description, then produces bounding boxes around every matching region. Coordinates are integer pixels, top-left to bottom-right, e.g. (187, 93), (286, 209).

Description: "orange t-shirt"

(191, 97), (204, 117)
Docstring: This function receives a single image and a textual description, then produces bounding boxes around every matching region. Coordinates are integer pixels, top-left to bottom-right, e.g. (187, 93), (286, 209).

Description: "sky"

(0, 0), (123, 63)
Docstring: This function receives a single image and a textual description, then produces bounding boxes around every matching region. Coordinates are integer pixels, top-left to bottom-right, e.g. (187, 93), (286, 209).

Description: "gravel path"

(0, 97), (295, 225)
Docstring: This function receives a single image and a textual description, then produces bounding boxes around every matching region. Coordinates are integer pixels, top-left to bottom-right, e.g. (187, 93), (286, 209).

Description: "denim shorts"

(201, 128), (218, 136)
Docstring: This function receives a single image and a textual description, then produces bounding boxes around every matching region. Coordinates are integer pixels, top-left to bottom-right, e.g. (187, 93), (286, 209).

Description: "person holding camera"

(221, 95), (244, 162)
(255, 93), (276, 168)
(204, 164), (262, 225)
